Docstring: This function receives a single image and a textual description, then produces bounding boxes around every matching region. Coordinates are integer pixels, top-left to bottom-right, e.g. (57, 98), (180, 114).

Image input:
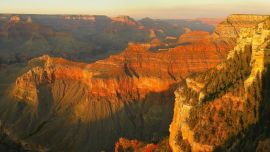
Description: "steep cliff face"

(169, 15), (270, 152)
(0, 31), (234, 151)
(213, 14), (269, 38)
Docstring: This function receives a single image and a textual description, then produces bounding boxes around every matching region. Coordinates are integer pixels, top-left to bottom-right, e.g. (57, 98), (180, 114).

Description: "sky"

(1, 0), (270, 19)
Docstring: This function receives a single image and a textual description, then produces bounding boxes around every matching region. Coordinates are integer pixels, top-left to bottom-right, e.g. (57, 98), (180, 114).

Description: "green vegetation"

(179, 44), (266, 147)
(214, 64), (270, 151)
(182, 45), (252, 106)
(201, 48), (252, 102)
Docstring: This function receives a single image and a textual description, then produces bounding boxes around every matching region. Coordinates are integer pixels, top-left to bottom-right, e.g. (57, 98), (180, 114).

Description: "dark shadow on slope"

(0, 79), (178, 152)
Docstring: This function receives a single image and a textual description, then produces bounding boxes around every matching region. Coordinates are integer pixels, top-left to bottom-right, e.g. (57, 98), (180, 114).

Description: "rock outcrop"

(114, 137), (171, 152)
(115, 138), (158, 152)
(169, 14), (270, 152)
(26, 16), (32, 23)
(177, 31), (211, 44)
(213, 14), (269, 38)
(9, 15), (20, 23)
(112, 16), (138, 26)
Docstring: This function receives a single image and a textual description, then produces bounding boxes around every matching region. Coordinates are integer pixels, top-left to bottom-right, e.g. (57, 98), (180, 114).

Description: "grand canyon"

(0, 3), (270, 152)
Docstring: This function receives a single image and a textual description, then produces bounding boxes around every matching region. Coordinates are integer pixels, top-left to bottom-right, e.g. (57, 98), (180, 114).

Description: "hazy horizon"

(1, 0), (270, 19)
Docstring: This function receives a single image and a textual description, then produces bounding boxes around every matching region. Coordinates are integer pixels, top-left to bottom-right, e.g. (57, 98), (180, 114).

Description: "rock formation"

(112, 16), (138, 26)
(0, 14), (215, 64)
(169, 14), (270, 152)
(9, 15), (20, 23)
(213, 14), (269, 38)
(26, 16), (33, 23)
(2, 14), (266, 152)
(0, 29), (234, 151)
(177, 31), (211, 44)
(115, 137), (171, 152)
(115, 138), (158, 152)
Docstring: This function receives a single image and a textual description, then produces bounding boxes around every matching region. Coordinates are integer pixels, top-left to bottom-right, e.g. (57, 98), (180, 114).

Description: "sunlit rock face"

(169, 15), (270, 152)
(213, 14), (269, 38)
(114, 137), (172, 152)
(177, 31), (211, 44)
(114, 138), (158, 152)
(0, 27), (234, 151)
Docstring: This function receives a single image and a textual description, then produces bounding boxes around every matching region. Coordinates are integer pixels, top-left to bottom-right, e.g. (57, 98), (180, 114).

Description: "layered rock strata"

(2, 14), (262, 152)
(169, 15), (270, 152)
(0, 36), (233, 151)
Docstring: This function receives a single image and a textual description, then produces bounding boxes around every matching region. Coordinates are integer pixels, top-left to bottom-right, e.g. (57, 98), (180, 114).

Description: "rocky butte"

(177, 31), (211, 44)
(0, 14), (268, 152)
